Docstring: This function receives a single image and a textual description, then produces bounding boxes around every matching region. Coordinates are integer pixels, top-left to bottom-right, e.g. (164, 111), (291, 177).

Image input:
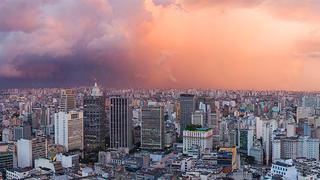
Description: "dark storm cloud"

(0, 0), (152, 88)
(4, 48), (144, 88)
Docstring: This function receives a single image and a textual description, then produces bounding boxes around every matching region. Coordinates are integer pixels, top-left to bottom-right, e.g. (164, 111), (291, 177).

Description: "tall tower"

(60, 89), (76, 112)
(83, 83), (106, 160)
(109, 97), (133, 150)
(179, 94), (195, 136)
(141, 105), (165, 150)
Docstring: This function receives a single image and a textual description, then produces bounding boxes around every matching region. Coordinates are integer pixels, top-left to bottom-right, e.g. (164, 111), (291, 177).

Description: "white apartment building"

(270, 159), (298, 180)
(54, 111), (83, 151)
(17, 139), (32, 168)
(183, 127), (213, 154)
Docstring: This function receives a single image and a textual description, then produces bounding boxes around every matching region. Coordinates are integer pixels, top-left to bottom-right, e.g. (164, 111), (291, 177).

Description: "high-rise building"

(31, 108), (42, 130)
(272, 138), (281, 163)
(110, 97), (133, 150)
(209, 113), (220, 146)
(41, 106), (53, 135)
(17, 136), (47, 168)
(54, 111), (83, 151)
(239, 128), (254, 155)
(31, 136), (48, 163)
(83, 83), (106, 157)
(179, 94), (195, 136)
(17, 139), (32, 168)
(59, 89), (76, 112)
(141, 105), (165, 150)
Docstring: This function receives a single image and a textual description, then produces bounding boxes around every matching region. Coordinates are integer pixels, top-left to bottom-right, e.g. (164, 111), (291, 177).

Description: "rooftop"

(274, 161), (294, 167)
(184, 124), (212, 131)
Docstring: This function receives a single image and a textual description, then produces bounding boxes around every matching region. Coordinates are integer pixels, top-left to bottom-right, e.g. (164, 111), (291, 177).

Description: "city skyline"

(1, 0), (320, 90)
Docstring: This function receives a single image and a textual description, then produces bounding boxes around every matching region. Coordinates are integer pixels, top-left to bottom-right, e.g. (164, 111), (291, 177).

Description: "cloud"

(1, 0), (320, 90)
(153, 0), (176, 7)
(0, 0), (156, 88)
(0, 0), (43, 32)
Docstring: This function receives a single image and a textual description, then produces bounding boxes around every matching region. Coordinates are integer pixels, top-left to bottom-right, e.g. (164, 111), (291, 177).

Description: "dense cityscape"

(2, 0), (320, 179)
(0, 84), (320, 179)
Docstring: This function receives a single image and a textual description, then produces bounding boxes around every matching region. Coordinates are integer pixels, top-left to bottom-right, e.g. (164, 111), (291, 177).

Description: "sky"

(1, 0), (320, 90)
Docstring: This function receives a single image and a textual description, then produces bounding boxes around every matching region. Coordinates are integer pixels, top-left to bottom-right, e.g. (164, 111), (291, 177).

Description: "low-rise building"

(269, 159), (298, 180)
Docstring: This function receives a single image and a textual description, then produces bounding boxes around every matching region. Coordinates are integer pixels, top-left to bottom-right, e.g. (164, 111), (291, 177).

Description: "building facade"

(59, 89), (76, 112)
(141, 105), (165, 150)
(280, 136), (319, 161)
(179, 94), (195, 136)
(183, 128), (213, 154)
(54, 111), (83, 151)
(83, 83), (107, 157)
(110, 97), (133, 150)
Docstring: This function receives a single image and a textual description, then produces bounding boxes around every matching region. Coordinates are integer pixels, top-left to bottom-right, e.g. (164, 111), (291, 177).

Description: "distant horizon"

(2, 83), (320, 93)
(1, 1), (320, 90)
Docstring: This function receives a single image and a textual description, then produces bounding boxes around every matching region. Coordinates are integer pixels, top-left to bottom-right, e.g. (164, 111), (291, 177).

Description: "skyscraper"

(54, 110), (83, 152)
(109, 97), (133, 150)
(141, 105), (165, 150)
(179, 94), (195, 136)
(59, 89), (76, 112)
(83, 83), (106, 158)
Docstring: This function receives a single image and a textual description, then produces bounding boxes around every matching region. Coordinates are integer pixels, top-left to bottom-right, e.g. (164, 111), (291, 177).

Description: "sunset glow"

(1, 0), (320, 90)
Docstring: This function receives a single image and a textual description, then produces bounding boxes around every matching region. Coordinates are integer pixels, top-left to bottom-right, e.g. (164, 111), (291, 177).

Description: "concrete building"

(255, 117), (263, 139)
(56, 153), (80, 169)
(281, 136), (319, 160)
(2, 128), (13, 142)
(110, 97), (133, 150)
(0, 143), (13, 170)
(34, 158), (56, 173)
(32, 136), (47, 161)
(17, 139), (32, 168)
(297, 107), (313, 123)
(6, 169), (30, 180)
(286, 122), (296, 137)
(272, 138), (281, 163)
(191, 110), (204, 126)
(181, 157), (194, 172)
(183, 127), (213, 154)
(208, 113), (219, 146)
(54, 111), (83, 151)
(17, 136), (47, 168)
(250, 146), (263, 165)
(270, 159), (297, 180)
(141, 105), (165, 150)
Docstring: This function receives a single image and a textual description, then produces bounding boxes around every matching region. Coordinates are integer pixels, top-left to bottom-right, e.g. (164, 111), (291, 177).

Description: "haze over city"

(1, 0), (320, 90)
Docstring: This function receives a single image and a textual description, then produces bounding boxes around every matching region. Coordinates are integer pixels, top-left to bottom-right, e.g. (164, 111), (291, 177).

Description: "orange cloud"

(140, 0), (320, 90)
